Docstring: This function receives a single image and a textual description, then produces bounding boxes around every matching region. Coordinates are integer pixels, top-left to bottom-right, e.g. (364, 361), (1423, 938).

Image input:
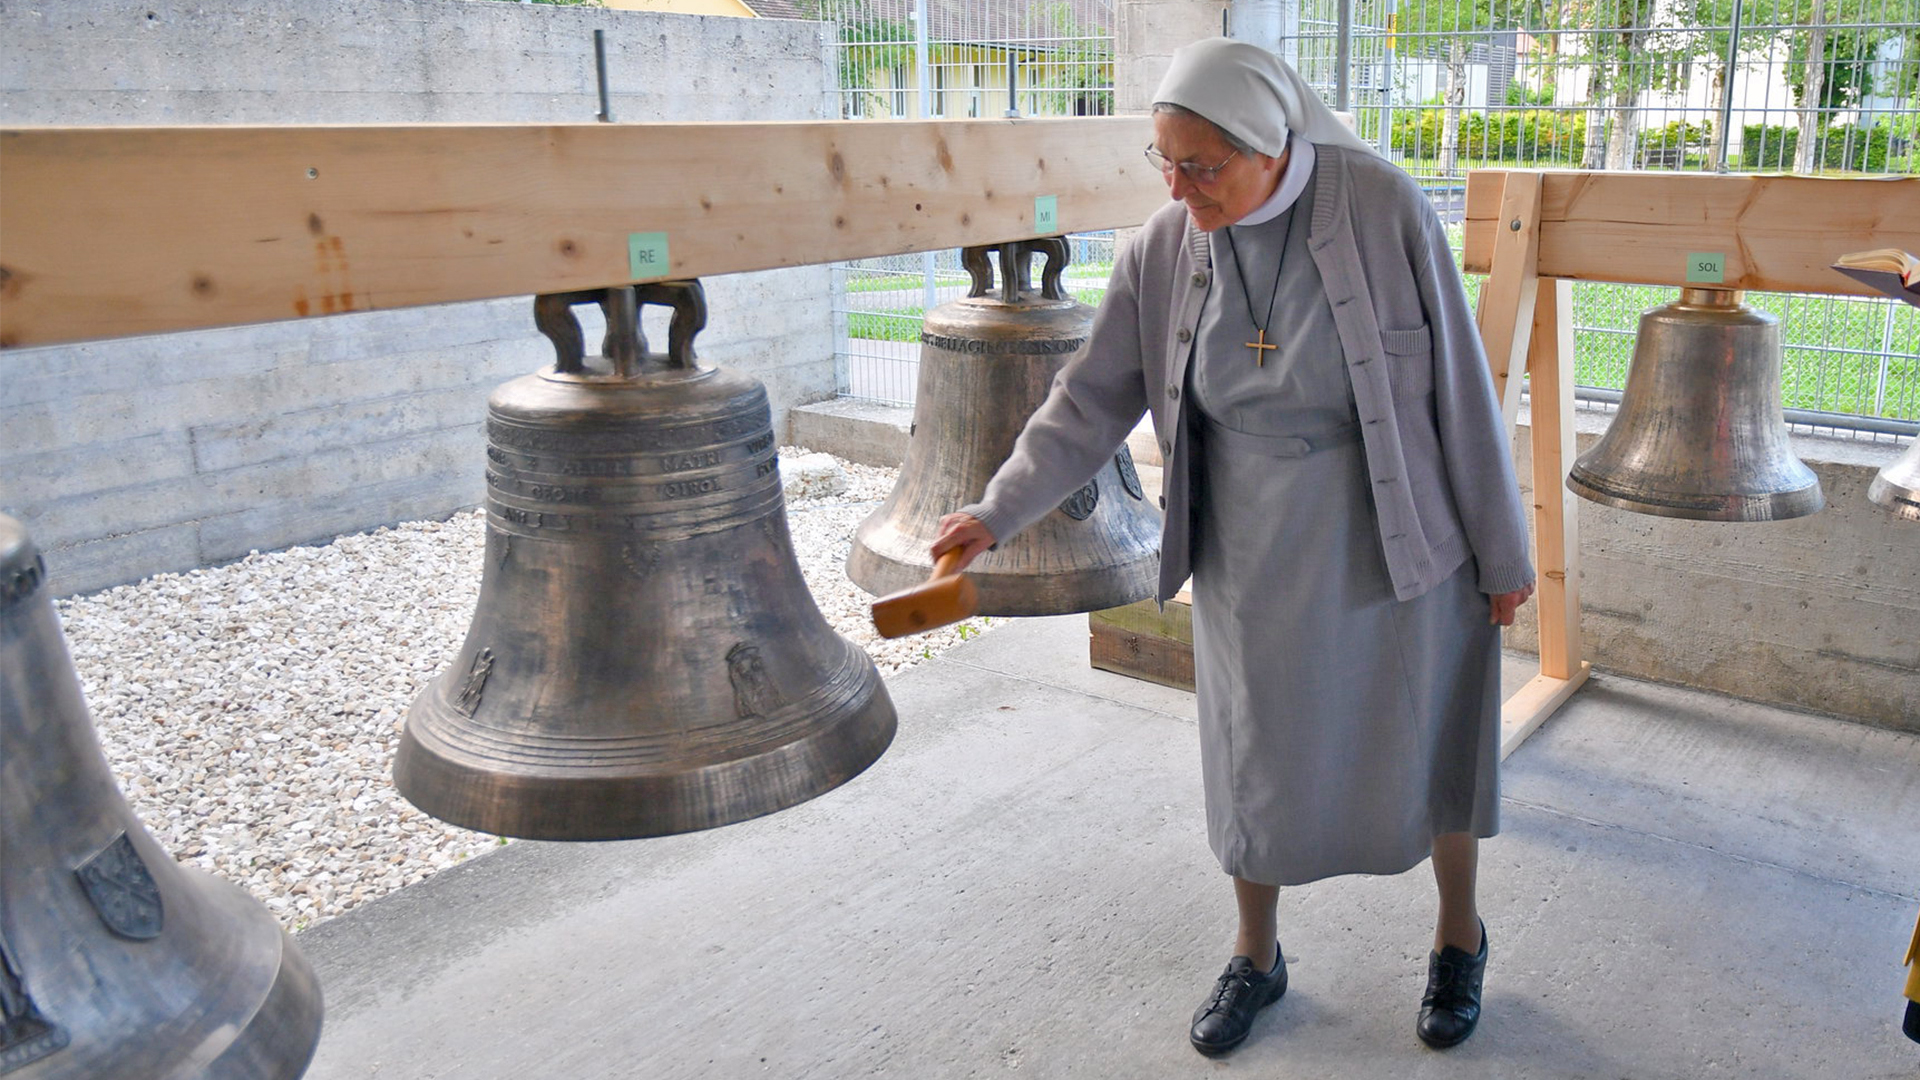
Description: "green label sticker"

(1686, 252), (1726, 283)
(628, 232), (670, 278)
(1034, 195), (1059, 234)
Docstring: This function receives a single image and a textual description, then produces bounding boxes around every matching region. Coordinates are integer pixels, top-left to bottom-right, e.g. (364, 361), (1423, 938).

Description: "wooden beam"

(1499, 665), (1591, 759)
(1527, 278), (1583, 682)
(1473, 171), (1542, 429)
(1462, 170), (1920, 295)
(0, 118), (1165, 348)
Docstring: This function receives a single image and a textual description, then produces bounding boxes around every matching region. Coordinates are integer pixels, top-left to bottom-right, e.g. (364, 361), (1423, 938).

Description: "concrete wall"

(787, 399), (1918, 730)
(0, 0), (838, 595)
(1115, 0), (1228, 116)
(1508, 414), (1919, 730)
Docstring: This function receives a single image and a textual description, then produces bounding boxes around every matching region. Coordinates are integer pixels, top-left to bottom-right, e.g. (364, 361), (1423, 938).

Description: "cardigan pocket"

(1380, 322), (1434, 400)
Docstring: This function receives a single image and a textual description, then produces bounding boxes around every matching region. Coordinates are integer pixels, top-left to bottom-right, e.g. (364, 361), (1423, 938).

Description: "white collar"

(1232, 136), (1315, 228)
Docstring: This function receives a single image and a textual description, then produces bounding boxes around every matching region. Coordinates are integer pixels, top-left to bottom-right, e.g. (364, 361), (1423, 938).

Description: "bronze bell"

(393, 282), (896, 841)
(0, 514), (323, 1078)
(1868, 440), (1920, 520)
(1568, 288), (1824, 521)
(848, 240), (1160, 614)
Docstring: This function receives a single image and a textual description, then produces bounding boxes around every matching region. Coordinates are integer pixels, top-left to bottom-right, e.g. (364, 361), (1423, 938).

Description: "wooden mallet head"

(870, 548), (980, 639)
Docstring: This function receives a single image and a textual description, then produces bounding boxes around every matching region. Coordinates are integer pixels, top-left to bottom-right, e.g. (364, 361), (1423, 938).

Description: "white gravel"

(51, 449), (1001, 933)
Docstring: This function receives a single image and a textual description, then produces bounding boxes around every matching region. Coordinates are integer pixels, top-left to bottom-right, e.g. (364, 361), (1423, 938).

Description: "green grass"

(847, 309), (924, 342)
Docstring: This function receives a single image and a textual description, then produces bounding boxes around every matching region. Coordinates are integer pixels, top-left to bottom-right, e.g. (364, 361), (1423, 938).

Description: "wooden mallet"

(870, 548), (980, 639)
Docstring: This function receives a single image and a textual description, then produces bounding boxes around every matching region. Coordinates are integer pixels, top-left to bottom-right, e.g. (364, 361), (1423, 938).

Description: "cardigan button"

(1191, 272), (1209, 287)
(1167, 385), (1180, 400)
(1160, 439), (1172, 455)
(1177, 327), (1192, 342)
(1158, 495), (1167, 509)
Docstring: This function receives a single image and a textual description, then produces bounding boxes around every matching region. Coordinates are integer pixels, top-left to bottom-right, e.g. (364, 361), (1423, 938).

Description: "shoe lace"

(1201, 967), (1260, 1016)
(1423, 957), (1474, 1010)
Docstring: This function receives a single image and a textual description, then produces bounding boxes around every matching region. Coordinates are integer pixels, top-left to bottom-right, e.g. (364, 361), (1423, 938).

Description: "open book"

(1832, 249), (1920, 308)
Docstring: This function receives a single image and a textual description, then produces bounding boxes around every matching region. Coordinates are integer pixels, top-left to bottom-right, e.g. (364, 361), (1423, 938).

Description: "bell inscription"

(1058, 480), (1100, 521)
(74, 832), (163, 941)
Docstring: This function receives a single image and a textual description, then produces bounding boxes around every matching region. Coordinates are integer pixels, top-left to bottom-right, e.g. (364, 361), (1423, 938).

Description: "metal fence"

(812, 0), (1117, 405)
(820, 0), (1919, 433)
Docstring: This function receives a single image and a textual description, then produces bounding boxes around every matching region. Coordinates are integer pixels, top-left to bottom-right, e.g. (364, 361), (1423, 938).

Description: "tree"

(1776, 0), (1920, 171)
(1395, 0), (1498, 177)
(800, 1), (917, 118)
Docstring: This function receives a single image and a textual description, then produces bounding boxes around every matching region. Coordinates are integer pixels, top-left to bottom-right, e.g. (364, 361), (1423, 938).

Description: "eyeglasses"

(1143, 144), (1240, 185)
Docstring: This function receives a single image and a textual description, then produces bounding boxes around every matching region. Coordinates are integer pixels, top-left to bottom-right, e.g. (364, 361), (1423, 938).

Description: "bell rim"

(1566, 468), (1826, 522)
(1867, 474), (1920, 521)
(846, 544), (1160, 617)
(391, 677), (896, 841)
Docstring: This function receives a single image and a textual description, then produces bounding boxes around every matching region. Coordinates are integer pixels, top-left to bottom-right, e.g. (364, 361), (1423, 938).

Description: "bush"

(1738, 122), (1892, 172)
(1391, 108), (1584, 163)
(1638, 119), (1710, 152)
(1817, 123), (1891, 172)
(1740, 124), (1797, 170)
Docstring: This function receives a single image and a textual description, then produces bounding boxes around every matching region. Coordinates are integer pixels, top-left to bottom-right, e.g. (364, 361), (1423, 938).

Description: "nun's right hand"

(931, 513), (996, 573)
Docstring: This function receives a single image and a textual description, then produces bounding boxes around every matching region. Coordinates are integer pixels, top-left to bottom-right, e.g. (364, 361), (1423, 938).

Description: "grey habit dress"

(1188, 175), (1501, 887)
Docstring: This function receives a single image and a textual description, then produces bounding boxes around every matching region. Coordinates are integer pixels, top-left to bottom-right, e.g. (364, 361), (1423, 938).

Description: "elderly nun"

(932, 38), (1536, 1054)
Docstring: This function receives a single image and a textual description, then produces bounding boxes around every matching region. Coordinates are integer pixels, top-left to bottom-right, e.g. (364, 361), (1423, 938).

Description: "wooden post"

(1497, 276), (1591, 757)
(1528, 278), (1585, 683)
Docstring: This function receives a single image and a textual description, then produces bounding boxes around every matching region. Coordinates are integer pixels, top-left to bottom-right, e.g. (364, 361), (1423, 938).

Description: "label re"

(629, 232), (671, 278)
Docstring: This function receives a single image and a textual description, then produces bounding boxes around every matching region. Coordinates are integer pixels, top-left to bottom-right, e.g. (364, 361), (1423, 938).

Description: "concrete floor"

(299, 615), (1920, 1080)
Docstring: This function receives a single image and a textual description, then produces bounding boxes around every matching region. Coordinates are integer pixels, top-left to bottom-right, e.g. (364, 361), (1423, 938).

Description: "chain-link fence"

(817, 0), (1917, 433)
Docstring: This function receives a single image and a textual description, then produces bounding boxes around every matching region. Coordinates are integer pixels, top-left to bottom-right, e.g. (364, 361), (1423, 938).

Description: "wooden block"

(0, 117), (1164, 348)
(1462, 170), (1920, 297)
(1089, 615), (1195, 692)
(1088, 589), (1195, 691)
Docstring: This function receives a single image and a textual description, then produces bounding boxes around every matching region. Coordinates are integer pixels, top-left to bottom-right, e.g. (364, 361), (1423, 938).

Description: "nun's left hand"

(1489, 584), (1535, 626)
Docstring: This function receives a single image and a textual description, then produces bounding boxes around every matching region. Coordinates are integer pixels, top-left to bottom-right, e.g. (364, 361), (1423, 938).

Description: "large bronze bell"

(1567, 288), (1824, 521)
(0, 514), (323, 1078)
(848, 240), (1160, 613)
(1868, 440), (1920, 520)
(394, 282), (896, 841)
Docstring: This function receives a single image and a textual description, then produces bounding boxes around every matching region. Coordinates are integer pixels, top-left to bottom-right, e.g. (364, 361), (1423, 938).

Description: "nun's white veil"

(1152, 38), (1379, 158)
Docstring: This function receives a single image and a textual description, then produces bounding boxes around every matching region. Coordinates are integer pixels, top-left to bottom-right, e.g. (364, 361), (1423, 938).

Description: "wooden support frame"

(0, 118), (1164, 348)
(1470, 170), (1591, 758)
(1469, 168), (1919, 756)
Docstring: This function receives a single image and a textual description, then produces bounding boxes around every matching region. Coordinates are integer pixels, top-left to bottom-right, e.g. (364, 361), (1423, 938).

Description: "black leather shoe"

(1904, 999), (1919, 1044)
(1189, 947), (1287, 1056)
(1417, 923), (1487, 1049)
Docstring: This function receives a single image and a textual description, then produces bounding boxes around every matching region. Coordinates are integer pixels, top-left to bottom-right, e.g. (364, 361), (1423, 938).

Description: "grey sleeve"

(957, 245), (1153, 546)
(1414, 209), (1535, 595)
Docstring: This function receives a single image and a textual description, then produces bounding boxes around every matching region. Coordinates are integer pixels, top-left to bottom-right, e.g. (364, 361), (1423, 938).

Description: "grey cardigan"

(962, 143), (1535, 605)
